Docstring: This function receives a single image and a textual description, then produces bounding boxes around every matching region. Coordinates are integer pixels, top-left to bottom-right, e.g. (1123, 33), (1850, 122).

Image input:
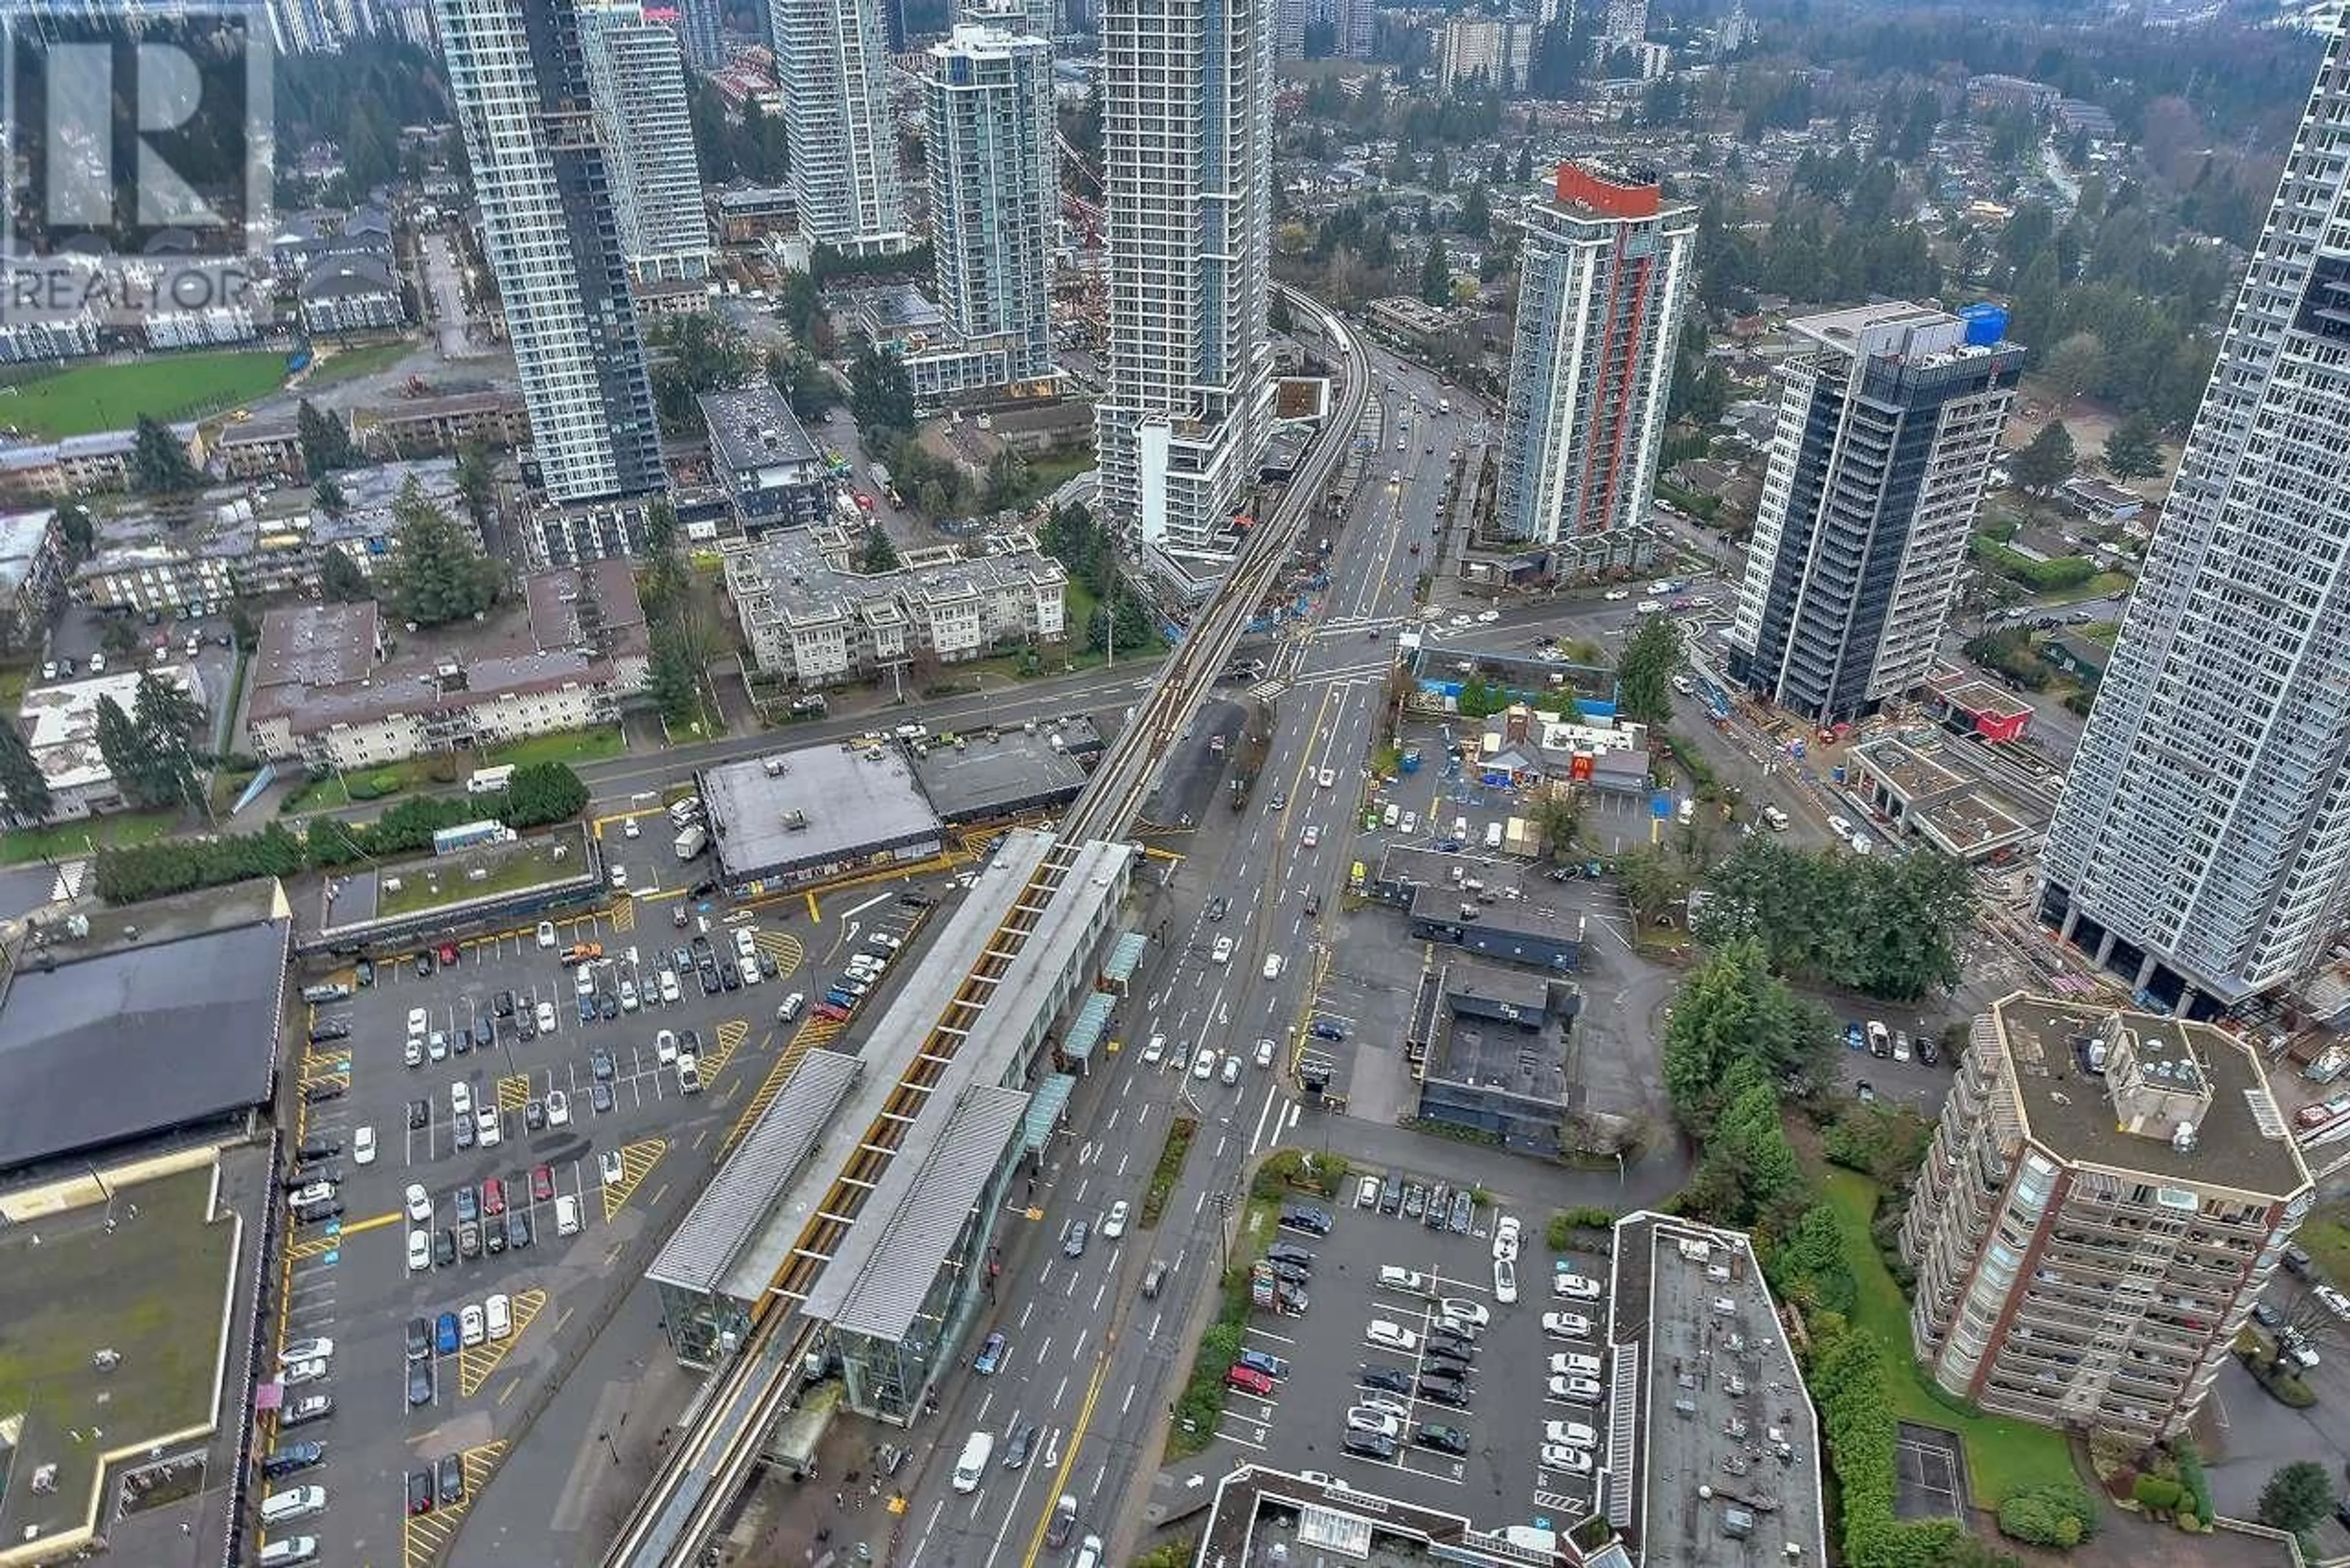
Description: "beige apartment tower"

(1900, 994), (2313, 1443)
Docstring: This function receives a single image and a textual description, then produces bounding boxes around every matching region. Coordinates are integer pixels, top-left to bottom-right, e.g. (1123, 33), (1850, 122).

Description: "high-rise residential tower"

(674, 0), (725, 65)
(1725, 301), (2022, 725)
(580, 0), (715, 283)
(920, 25), (1056, 395)
(437, 0), (663, 503)
(1494, 163), (1695, 576)
(958, 0), (1054, 39)
(770, 0), (913, 256)
(1900, 994), (2311, 1443)
(1096, 0), (1274, 567)
(2040, 19), (2350, 1015)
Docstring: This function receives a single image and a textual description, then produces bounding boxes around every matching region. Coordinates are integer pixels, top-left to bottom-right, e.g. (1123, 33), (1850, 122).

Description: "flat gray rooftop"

(704, 743), (942, 883)
(0, 917), (289, 1171)
(651, 1048), (865, 1297)
(910, 729), (1089, 823)
(1614, 1212), (1826, 1568)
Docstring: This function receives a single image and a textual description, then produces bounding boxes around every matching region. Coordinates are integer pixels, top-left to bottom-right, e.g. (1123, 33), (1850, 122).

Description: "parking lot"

(262, 897), (827, 1566)
(1207, 1174), (1612, 1530)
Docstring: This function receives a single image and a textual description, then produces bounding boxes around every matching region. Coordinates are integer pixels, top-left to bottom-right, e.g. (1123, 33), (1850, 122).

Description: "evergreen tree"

(859, 527), (901, 573)
(131, 416), (201, 493)
(1460, 183), (1491, 241)
(2012, 421), (2078, 493)
(2256, 1461), (2335, 1534)
(0, 714), (54, 824)
(382, 477), (500, 626)
(1615, 614), (1683, 724)
(297, 398), (357, 477)
(313, 474), (348, 517)
(643, 496), (679, 554)
(52, 498), (95, 564)
(2100, 412), (2162, 480)
(848, 345), (917, 436)
(1419, 237), (1453, 305)
(454, 439), (498, 529)
(1513, 143), (1533, 184)
(135, 669), (207, 744)
(319, 547), (371, 603)
(94, 695), (167, 810)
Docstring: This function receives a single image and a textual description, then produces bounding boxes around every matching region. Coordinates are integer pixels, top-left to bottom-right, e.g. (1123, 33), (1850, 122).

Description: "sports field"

(0, 349), (287, 438)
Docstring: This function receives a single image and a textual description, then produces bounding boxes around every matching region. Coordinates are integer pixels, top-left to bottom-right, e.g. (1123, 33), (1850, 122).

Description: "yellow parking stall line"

(722, 1034), (809, 1153)
(401, 1439), (507, 1568)
(341, 1209), (405, 1236)
(753, 930), (804, 976)
(601, 1138), (668, 1222)
(699, 1018), (751, 1077)
(456, 1288), (549, 1397)
(804, 892), (821, 922)
(609, 894), (636, 933)
(286, 1233), (339, 1261)
(495, 1074), (531, 1113)
(298, 1064), (351, 1088)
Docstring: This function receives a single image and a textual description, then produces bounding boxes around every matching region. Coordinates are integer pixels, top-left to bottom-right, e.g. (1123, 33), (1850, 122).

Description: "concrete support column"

(2093, 928), (2116, 969)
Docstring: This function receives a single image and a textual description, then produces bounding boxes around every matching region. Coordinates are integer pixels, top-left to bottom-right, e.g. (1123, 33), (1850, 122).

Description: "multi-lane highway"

(892, 342), (1488, 1566)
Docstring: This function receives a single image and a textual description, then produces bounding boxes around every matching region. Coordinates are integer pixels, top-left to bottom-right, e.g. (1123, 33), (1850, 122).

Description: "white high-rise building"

(922, 25), (1056, 394)
(437, 0), (664, 503)
(580, 0), (714, 283)
(1494, 163), (1693, 576)
(769, 0), (914, 256)
(2040, 18), (2350, 1015)
(1097, 0), (1274, 567)
(1725, 301), (2023, 725)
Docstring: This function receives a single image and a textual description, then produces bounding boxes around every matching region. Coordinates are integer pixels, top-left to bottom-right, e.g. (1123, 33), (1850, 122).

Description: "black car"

(1418, 1375), (1469, 1407)
(1266, 1242), (1316, 1269)
(505, 1209), (531, 1250)
(437, 1453), (465, 1504)
(599, 992), (621, 1020)
(524, 1099), (546, 1132)
(1004, 1422), (1037, 1470)
(1303, 894), (1320, 916)
(282, 1167), (338, 1192)
(307, 1020), (351, 1044)
(494, 990), (515, 1018)
(757, 950), (778, 979)
(1423, 1183), (1452, 1230)
(2251, 1300), (2285, 1329)
(291, 1199), (343, 1225)
(1919, 1034), (1940, 1067)
(720, 961), (741, 991)
(591, 1048), (615, 1082)
(408, 1361), (435, 1408)
(354, 959), (375, 988)
(1359, 1364), (1415, 1395)
(900, 892), (934, 908)
(1308, 1018), (1346, 1041)
(1414, 1423), (1471, 1456)
(1204, 896), (1229, 922)
(408, 1098), (431, 1129)
(406, 1316), (431, 1361)
(1341, 1430), (1398, 1462)
(698, 965), (722, 995)
(690, 878), (720, 898)
(301, 1080), (345, 1105)
(451, 1024), (471, 1056)
(453, 1115), (477, 1150)
(296, 1137), (340, 1162)
(433, 1227), (457, 1267)
(415, 952), (435, 978)
(407, 1468), (435, 1516)
(1427, 1326), (1476, 1356)
(261, 1441), (325, 1479)
(517, 1010), (538, 1043)
(1267, 1260), (1310, 1285)
(483, 1217), (505, 1256)
(590, 1081), (615, 1114)
(471, 1015), (494, 1050)
(1277, 1204), (1332, 1236)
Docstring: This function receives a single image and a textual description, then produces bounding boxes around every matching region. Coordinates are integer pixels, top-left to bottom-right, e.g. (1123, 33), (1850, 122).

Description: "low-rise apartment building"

(0, 509), (67, 650)
(18, 663), (208, 819)
(356, 389), (534, 460)
(1901, 993), (2314, 1443)
(245, 560), (649, 770)
(725, 524), (1066, 687)
(699, 383), (834, 532)
(0, 423), (206, 504)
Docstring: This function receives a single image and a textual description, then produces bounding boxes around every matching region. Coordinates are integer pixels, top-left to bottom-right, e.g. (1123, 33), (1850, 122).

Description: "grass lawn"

(2035, 572), (2136, 607)
(486, 726), (627, 768)
(0, 808), (181, 866)
(1819, 1167), (2073, 1507)
(0, 1166), (236, 1542)
(300, 338), (414, 392)
(376, 838), (577, 919)
(0, 349), (287, 438)
(2294, 1202), (2350, 1287)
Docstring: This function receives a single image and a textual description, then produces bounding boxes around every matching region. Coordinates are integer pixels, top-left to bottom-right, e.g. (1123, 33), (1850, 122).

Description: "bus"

(466, 764), (516, 796)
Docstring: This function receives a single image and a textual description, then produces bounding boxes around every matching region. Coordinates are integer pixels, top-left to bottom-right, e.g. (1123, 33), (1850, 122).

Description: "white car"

(1220, 1055), (1241, 1086)
(1400, 812), (1417, 834)
(1636, 599), (1664, 614)
(485, 1293), (513, 1341)
(1255, 1038), (1275, 1069)
(1343, 1408), (1402, 1438)
(1541, 1443), (1595, 1474)
(428, 1030), (449, 1062)
(658, 969), (681, 1004)
(1365, 1320), (1419, 1351)
(353, 1126), (376, 1166)
(2316, 1284), (2350, 1321)
(1318, 767), (1336, 789)
(1492, 1214), (1521, 1261)
(407, 1006), (430, 1037)
(1494, 1257), (1518, 1304)
(1438, 1298), (1488, 1329)
(1551, 1375), (1603, 1403)
(405, 1037), (424, 1068)
(406, 1183), (433, 1224)
(734, 927), (759, 963)
(1603, 588), (1631, 601)
(609, 864), (629, 888)
(536, 999), (558, 1034)
(599, 1149), (625, 1187)
(1550, 1352), (1603, 1378)
(537, 921), (558, 949)
(1192, 1048), (1217, 1080)
(283, 1357), (330, 1386)
(1544, 1419), (1598, 1449)
(1262, 952), (1283, 980)
(1552, 1272), (1602, 1301)
(1211, 935), (1234, 965)
(545, 1089), (571, 1127)
(460, 1304), (485, 1348)
(655, 1029), (679, 1065)
(282, 1337), (335, 1364)
(1102, 1200), (1130, 1239)
(476, 1107), (501, 1147)
(1300, 825), (1320, 849)
(1826, 813), (1856, 842)
(1543, 1312), (1592, 1340)
(1477, 610), (1499, 623)
(574, 967), (596, 999)
(619, 978), (639, 1012)
(408, 1228), (431, 1274)
(622, 817), (640, 839)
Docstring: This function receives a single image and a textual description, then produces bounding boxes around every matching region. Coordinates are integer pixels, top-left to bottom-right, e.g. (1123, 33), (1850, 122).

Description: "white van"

(777, 992), (806, 1024)
(1452, 816), (1468, 841)
(554, 1193), (582, 1237)
(1382, 802), (1400, 827)
(1483, 821), (1504, 850)
(260, 1485), (327, 1525)
(258, 1539), (319, 1567)
(952, 1431), (994, 1492)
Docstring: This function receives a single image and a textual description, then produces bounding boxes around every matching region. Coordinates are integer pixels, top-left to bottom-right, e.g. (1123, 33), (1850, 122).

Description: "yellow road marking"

(1018, 1354), (1111, 1567)
(341, 1209), (405, 1236)
(610, 893), (636, 933)
(496, 1073), (531, 1113)
(722, 1017), (829, 1152)
(700, 1018), (751, 1077)
(401, 1440), (508, 1568)
(804, 891), (821, 922)
(456, 1288), (549, 1397)
(286, 1232), (338, 1261)
(601, 1138), (668, 1222)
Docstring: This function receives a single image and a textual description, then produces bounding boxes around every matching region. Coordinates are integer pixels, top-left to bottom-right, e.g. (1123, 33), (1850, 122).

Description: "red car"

(815, 1002), (851, 1022)
(1226, 1364), (1276, 1397)
(437, 942), (460, 966)
(480, 1178), (505, 1217)
(530, 1164), (555, 1203)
